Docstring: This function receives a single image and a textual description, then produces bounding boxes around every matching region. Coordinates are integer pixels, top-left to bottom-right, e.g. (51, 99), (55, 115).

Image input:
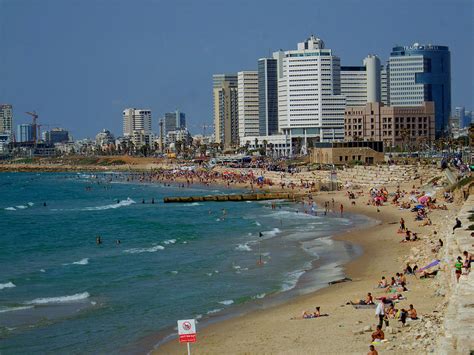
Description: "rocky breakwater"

(163, 192), (304, 203)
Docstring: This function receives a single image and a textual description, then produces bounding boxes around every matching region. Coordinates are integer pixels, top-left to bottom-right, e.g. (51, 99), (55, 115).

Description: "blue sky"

(1, 0), (472, 139)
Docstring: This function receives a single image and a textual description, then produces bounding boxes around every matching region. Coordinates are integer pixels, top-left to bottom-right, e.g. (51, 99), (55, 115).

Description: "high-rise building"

(0, 104), (13, 137)
(122, 108), (152, 137)
(43, 128), (70, 144)
(17, 124), (34, 142)
(389, 43), (451, 136)
(381, 65), (390, 105)
(258, 58), (278, 136)
(341, 66), (367, 107)
(163, 110), (186, 137)
(277, 35), (346, 146)
(341, 55), (381, 107)
(213, 74), (238, 148)
(237, 71), (259, 142)
(364, 55), (381, 103)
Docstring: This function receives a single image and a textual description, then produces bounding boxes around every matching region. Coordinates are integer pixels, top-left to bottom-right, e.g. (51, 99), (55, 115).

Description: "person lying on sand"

(419, 270), (438, 279)
(349, 292), (374, 305)
(300, 307), (328, 319)
(386, 282), (408, 293)
(376, 293), (405, 302)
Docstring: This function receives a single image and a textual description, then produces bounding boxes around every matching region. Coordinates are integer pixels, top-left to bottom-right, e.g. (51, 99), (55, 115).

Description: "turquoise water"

(0, 173), (371, 354)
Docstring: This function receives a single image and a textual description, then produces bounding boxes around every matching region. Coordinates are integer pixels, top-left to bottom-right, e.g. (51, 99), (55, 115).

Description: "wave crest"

(26, 292), (90, 305)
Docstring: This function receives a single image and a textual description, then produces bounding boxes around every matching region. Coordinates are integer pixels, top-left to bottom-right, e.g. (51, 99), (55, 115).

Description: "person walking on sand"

(455, 256), (463, 283)
(340, 203), (344, 216)
(375, 302), (385, 328)
(452, 218), (462, 233)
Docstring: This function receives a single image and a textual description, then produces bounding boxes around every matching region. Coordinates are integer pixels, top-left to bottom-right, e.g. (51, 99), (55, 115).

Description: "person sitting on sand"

(420, 218), (432, 226)
(407, 304), (418, 320)
(302, 311), (313, 319)
(432, 239), (443, 253)
(404, 263), (414, 275)
(378, 276), (388, 288)
(371, 325), (385, 342)
(368, 345), (378, 355)
(314, 306), (321, 317)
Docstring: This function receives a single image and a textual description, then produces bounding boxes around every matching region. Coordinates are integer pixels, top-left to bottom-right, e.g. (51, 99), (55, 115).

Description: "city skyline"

(1, 0), (472, 139)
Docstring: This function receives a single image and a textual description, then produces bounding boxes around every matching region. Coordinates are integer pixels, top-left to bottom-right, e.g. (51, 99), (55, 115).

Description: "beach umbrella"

(417, 259), (440, 273)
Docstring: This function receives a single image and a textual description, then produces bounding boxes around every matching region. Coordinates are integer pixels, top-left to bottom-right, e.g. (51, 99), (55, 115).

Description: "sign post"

(177, 319), (196, 355)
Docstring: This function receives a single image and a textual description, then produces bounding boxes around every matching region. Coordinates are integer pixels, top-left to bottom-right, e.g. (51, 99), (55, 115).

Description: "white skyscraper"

(381, 65), (390, 105)
(237, 71), (259, 142)
(277, 35), (346, 146)
(341, 55), (381, 107)
(341, 66), (367, 107)
(0, 104), (13, 137)
(123, 108), (152, 137)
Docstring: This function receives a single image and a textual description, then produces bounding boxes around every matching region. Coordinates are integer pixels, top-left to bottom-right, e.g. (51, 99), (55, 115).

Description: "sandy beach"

(154, 185), (460, 355)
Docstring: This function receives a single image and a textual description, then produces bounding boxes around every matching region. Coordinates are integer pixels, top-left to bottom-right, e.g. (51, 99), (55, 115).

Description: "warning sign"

(177, 319), (196, 343)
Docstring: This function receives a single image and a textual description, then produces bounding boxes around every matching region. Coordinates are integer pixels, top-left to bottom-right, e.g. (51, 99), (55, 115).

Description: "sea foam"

(219, 300), (234, 306)
(72, 258), (89, 265)
(4, 207), (16, 211)
(235, 243), (252, 252)
(0, 305), (34, 313)
(80, 198), (136, 211)
(123, 245), (165, 254)
(26, 292), (90, 305)
(0, 281), (16, 290)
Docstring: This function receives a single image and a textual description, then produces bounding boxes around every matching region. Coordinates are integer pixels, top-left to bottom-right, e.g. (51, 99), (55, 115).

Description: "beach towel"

(417, 259), (440, 273)
(352, 304), (377, 309)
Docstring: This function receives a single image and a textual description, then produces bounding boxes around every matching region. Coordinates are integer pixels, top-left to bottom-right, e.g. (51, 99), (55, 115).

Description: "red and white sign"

(177, 319), (197, 343)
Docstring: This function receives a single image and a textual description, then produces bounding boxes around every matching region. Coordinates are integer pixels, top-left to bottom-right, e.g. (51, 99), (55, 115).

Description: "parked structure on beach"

(309, 141), (384, 165)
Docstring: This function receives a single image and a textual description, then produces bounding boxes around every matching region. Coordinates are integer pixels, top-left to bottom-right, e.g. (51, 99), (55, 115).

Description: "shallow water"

(0, 172), (372, 354)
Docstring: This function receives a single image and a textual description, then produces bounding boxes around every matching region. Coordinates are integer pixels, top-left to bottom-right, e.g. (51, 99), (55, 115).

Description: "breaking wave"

(26, 292), (90, 305)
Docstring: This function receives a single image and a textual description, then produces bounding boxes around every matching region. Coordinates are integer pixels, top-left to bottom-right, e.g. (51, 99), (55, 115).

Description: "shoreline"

(136, 206), (376, 354)
(152, 188), (445, 354)
(151, 192), (390, 354)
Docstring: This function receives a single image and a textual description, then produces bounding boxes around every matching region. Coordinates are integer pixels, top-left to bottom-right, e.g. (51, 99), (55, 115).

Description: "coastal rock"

(425, 320), (433, 329)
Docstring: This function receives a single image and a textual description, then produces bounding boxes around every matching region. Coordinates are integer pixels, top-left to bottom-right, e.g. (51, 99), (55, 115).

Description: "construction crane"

(25, 111), (39, 143)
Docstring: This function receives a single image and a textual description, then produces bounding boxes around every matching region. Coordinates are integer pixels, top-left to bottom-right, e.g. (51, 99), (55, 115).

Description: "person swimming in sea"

(96, 236), (102, 245)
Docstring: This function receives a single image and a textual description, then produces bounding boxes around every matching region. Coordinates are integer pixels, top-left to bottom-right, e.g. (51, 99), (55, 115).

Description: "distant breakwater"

(163, 192), (304, 203)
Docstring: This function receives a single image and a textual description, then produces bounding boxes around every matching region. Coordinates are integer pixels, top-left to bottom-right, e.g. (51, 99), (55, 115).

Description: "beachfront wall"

(309, 146), (384, 165)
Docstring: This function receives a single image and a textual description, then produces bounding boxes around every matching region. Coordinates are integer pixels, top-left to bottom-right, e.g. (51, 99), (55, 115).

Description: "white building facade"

(340, 66), (367, 107)
(0, 104), (13, 138)
(122, 108), (153, 147)
(276, 36), (346, 150)
(237, 71), (259, 142)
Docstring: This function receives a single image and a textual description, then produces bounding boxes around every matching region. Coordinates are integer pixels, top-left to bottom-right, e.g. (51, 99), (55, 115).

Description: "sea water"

(0, 172), (373, 354)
